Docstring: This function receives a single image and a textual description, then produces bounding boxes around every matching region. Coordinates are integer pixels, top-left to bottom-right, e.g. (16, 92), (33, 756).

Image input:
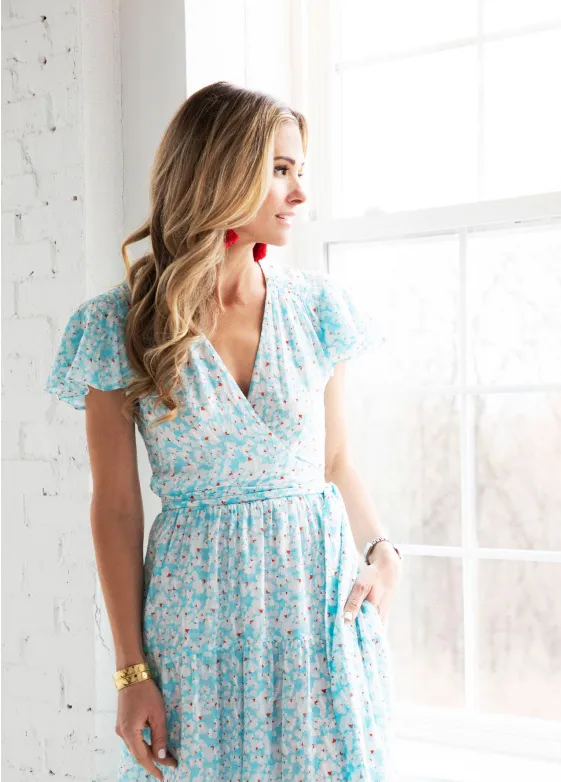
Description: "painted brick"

(2, 67), (15, 104)
(3, 659), (62, 704)
(37, 164), (82, 202)
(20, 272), (84, 317)
(23, 126), (82, 174)
(2, 1), (125, 777)
(2, 94), (51, 136)
(2, 172), (38, 209)
(12, 50), (77, 99)
(2, 20), (52, 64)
(49, 12), (80, 56)
(5, 0), (76, 26)
(2, 459), (54, 494)
(2, 211), (17, 245)
(2, 280), (17, 318)
(4, 240), (54, 282)
(2, 138), (26, 177)
(17, 199), (83, 244)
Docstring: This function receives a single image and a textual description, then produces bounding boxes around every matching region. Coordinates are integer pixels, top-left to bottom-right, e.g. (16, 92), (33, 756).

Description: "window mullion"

(460, 228), (479, 715)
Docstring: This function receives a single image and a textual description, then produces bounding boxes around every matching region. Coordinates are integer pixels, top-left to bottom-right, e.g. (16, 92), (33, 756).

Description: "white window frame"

(289, 0), (561, 776)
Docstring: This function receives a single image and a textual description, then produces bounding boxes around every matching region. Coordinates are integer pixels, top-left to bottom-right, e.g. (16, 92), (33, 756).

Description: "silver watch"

(363, 536), (402, 564)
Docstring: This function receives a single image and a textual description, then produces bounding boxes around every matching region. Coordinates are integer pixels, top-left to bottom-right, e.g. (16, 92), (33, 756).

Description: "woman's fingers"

(116, 676), (179, 778)
(148, 709), (178, 769)
(126, 730), (164, 781)
(343, 581), (373, 621)
(343, 575), (394, 623)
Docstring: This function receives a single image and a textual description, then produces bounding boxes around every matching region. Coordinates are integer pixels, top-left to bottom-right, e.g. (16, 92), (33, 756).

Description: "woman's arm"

(324, 362), (394, 560)
(85, 386), (145, 670)
(325, 362), (402, 622)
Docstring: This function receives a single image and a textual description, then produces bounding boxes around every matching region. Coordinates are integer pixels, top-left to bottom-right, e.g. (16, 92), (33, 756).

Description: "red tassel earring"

(224, 228), (267, 261)
(224, 228), (239, 249)
(253, 242), (268, 262)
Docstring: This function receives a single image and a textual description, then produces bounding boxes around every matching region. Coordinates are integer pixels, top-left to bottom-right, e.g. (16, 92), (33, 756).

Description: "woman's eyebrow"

(274, 156), (306, 167)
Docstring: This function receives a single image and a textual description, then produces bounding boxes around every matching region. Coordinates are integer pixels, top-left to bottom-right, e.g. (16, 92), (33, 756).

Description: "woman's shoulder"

(271, 261), (385, 371)
(44, 280), (134, 410)
(270, 263), (360, 330)
(266, 260), (331, 301)
(75, 279), (131, 320)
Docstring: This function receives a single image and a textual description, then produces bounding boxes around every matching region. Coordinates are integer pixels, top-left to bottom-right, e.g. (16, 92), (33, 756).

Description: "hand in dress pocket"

(343, 548), (403, 624)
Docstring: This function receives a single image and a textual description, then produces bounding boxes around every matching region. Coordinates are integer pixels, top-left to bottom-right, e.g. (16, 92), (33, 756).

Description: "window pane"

(329, 236), (460, 387)
(389, 555), (464, 708)
(479, 560), (561, 719)
(467, 224), (561, 386)
(329, 240), (462, 545)
(483, 30), (561, 200)
(345, 389), (461, 546)
(340, 0), (477, 61)
(484, 0), (561, 34)
(475, 392), (561, 551)
(340, 46), (478, 216)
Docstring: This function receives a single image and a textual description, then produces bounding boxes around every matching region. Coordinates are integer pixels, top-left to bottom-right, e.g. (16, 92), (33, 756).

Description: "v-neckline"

(202, 258), (270, 406)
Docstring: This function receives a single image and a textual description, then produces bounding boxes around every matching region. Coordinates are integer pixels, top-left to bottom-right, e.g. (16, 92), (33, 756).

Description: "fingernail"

(158, 749), (167, 759)
(343, 611), (353, 622)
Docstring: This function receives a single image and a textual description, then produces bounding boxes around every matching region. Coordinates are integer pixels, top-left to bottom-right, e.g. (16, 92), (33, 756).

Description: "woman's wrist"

(115, 649), (146, 670)
(366, 539), (401, 566)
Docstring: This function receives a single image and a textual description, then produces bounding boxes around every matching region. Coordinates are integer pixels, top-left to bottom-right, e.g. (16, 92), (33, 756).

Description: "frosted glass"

(388, 555), (465, 708)
(340, 0), (477, 61)
(340, 46), (478, 215)
(329, 235), (460, 386)
(484, 0), (561, 34)
(479, 560), (561, 720)
(467, 224), (561, 386)
(475, 393), (561, 551)
(345, 388), (462, 547)
(483, 30), (561, 200)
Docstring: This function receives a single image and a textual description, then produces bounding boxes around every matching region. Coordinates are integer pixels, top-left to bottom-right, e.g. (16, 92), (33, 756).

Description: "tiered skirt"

(117, 483), (397, 781)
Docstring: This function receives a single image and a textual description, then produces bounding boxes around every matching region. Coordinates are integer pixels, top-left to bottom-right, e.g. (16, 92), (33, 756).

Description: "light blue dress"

(45, 258), (397, 781)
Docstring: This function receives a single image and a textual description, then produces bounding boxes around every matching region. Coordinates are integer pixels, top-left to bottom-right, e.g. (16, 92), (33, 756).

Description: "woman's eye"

(275, 165), (305, 178)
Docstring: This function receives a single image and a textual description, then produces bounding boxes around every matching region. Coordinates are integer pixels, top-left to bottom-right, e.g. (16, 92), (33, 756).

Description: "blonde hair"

(119, 81), (308, 428)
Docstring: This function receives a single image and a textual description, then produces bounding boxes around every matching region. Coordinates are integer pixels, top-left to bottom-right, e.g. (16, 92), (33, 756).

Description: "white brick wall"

(2, 2), (97, 780)
(3, 1), (188, 778)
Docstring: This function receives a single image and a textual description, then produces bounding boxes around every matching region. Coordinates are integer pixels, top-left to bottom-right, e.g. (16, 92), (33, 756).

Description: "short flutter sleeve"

(311, 272), (386, 376)
(44, 283), (135, 410)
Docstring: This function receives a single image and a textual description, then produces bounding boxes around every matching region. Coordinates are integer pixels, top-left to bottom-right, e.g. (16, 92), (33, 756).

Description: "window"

(294, 1), (561, 779)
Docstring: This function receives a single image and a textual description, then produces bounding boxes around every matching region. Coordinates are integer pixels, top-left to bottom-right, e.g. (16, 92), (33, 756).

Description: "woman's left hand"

(343, 543), (403, 625)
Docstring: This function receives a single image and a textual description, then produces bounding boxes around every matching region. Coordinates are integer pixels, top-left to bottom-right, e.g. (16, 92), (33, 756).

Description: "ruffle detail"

(116, 630), (395, 781)
(44, 282), (135, 410)
(117, 637), (342, 781)
(309, 272), (386, 377)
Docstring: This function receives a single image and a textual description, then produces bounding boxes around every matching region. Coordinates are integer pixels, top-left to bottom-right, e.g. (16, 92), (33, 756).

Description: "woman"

(45, 81), (403, 781)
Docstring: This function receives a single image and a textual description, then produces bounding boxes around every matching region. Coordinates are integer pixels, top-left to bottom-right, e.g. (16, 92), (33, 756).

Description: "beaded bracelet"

(363, 536), (402, 565)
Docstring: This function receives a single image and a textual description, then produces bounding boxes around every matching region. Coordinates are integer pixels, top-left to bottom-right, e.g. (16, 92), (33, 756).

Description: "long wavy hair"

(119, 81), (308, 429)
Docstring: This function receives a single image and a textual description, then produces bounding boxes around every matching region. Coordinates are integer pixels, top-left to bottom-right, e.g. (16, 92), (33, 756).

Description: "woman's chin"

(268, 234), (291, 247)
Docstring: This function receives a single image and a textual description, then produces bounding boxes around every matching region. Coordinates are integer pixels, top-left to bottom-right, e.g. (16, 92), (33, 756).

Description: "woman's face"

(241, 121), (307, 248)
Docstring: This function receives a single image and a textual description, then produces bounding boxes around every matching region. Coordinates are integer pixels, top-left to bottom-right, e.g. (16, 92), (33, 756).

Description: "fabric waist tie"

(160, 480), (335, 512)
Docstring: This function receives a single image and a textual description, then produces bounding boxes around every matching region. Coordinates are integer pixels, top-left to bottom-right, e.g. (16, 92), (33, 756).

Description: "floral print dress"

(45, 258), (397, 781)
